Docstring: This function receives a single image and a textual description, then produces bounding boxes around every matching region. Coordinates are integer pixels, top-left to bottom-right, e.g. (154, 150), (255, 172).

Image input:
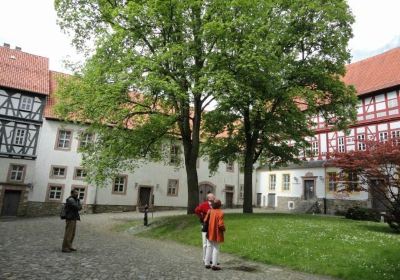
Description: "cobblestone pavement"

(0, 210), (338, 280)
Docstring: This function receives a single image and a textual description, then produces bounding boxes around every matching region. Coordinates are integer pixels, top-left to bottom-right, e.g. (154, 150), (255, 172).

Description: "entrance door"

(225, 192), (233, 208)
(198, 184), (215, 203)
(304, 180), (315, 200)
(138, 187), (152, 207)
(256, 193), (262, 207)
(267, 193), (275, 208)
(371, 180), (387, 212)
(1, 190), (21, 217)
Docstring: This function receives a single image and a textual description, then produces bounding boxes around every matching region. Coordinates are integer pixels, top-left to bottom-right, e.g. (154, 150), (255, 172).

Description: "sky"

(0, 0), (400, 73)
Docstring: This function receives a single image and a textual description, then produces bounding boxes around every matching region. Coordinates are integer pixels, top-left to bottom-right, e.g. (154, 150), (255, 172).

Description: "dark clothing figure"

(62, 194), (82, 252)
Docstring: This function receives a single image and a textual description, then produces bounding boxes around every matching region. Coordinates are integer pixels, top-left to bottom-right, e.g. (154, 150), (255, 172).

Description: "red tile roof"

(45, 71), (69, 118)
(344, 47), (400, 95)
(0, 45), (49, 95)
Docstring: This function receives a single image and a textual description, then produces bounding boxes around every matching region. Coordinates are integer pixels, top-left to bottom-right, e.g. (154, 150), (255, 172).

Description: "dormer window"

(19, 96), (33, 111)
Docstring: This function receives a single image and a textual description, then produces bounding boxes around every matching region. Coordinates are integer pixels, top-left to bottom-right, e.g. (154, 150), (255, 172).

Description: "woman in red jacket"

(204, 199), (225, 270)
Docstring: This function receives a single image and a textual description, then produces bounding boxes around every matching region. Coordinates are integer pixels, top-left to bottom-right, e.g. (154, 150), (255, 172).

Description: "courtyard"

(0, 210), (336, 280)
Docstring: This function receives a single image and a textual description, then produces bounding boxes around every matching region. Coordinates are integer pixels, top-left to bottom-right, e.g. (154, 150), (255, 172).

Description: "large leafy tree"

(328, 140), (400, 232)
(202, 0), (357, 213)
(54, 0), (238, 213)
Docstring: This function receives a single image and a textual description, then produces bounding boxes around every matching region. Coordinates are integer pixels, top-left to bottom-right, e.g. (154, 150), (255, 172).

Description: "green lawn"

(134, 213), (400, 280)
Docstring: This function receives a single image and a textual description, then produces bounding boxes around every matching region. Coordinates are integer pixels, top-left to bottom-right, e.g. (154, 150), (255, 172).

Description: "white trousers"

(204, 240), (219, 266)
(202, 231), (207, 262)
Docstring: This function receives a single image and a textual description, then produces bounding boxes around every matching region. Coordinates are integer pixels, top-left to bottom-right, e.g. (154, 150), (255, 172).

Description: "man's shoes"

(61, 249), (71, 253)
(205, 265), (211, 269)
(69, 248), (77, 251)
(212, 266), (221, 271)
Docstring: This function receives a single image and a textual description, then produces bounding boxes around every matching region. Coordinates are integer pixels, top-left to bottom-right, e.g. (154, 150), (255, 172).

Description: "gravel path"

(0, 210), (338, 280)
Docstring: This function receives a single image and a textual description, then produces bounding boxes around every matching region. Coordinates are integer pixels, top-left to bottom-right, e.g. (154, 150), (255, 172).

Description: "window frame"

(19, 95), (34, 111)
(112, 175), (128, 195)
(7, 164), (26, 183)
(13, 128), (27, 146)
(49, 165), (67, 179)
(55, 129), (73, 151)
(269, 174), (276, 191)
(167, 179), (179, 196)
(46, 183), (64, 202)
(72, 185), (87, 204)
(73, 167), (87, 180)
(327, 172), (338, 192)
(282, 174), (290, 191)
(78, 132), (94, 149)
(226, 161), (234, 172)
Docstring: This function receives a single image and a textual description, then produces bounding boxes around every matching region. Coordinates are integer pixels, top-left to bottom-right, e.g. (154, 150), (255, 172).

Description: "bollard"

(144, 204), (148, 226)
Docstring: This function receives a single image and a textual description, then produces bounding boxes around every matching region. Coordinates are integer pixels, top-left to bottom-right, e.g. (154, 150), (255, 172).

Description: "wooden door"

(138, 187), (152, 207)
(198, 184), (215, 203)
(1, 190), (21, 216)
(304, 180), (315, 200)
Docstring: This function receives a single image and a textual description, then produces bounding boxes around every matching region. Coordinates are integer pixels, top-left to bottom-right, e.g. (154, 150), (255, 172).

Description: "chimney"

(4, 43), (10, 48)
(15, 46), (22, 51)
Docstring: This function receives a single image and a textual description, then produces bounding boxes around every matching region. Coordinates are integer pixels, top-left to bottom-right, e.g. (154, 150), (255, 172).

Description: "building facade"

(256, 48), (400, 214)
(2, 44), (400, 217)
(0, 44), (251, 217)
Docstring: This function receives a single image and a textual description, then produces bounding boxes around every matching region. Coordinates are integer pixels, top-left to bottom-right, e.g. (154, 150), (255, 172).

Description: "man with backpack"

(61, 188), (82, 253)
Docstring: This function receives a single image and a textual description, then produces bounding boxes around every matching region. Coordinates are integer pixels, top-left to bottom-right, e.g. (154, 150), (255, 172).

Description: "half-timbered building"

(257, 47), (400, 213)
(0, 44), (251, 217)
(0, 44), (48, 216)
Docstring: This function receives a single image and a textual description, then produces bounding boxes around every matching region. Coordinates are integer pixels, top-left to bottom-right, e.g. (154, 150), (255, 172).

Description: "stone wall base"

(275, 196), (369, 214)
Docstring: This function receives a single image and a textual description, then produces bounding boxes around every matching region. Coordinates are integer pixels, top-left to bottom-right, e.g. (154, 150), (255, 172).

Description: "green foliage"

(138, 213), (400, 280)
(345, 206), (381, 222)
(201, 0), (357, 212)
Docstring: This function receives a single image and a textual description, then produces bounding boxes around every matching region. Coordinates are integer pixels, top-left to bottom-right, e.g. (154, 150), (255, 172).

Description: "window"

(50, 166), (67, 179)
(327, 172), (337, 192)
(347, 172), (359, 191)
(269, 174), (276, 191)
(306, 137), (318, 157)
(239, 184), (244, 200)
(338, 137), (345, 153)
(8, 164), (25, 182)
(13, 128), (26, 145)
(74, 168), (87, 180)
(226, 161), (234, 172)
(392, 130), (400, 145)
(167, 179), (179, 196)
(47, 184), (64, 201)
(112, 175), (127, 194)
(78, 132), (94, 149)
(357, 134), (366, 151)
(170, 144), (180, 164)
(73, 186), (87, 201)
(19, 96), (33, 111)
(379, 132), (388, 143)
(282, 174), (290, 191)
(56, 130), (72, 150)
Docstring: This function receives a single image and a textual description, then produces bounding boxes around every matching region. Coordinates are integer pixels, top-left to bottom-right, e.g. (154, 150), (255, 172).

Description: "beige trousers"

(62, 220), (77, 250)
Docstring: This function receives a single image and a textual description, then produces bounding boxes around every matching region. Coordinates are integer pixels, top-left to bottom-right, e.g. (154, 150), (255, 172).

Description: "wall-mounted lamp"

(156, 184), (159, 190)
(134, 183), (138, 189)
(293, 177), (299, 183)
(27, 183), (33, 190)
(319, 176), (325, 181)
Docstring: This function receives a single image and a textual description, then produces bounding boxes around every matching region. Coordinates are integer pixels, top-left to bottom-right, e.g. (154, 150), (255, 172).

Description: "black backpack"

(60, 203), (66, 220)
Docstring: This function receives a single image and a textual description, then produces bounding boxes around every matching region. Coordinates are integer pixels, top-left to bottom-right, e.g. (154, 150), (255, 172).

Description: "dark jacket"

(65, 196), (82, 221)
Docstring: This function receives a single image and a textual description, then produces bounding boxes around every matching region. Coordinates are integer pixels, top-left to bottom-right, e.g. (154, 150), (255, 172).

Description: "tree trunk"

(243, 150), (254, 213)
(185, 158), (199, 214)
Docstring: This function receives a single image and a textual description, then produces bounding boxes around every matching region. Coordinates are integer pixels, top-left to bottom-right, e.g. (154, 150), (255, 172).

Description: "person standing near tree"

(204, 199), (225, 271)
(195, 192), (215, 263)
(62, 188), (82, 253)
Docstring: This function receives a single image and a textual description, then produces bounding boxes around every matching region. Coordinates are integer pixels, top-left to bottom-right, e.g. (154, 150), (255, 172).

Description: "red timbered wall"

(305, 88), (400, 160)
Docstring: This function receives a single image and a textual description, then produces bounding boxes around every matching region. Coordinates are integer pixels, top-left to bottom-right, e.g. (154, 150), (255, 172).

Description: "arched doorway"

(198, 182), (216, 203)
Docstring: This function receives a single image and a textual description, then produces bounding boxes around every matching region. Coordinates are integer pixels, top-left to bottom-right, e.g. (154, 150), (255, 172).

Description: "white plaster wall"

(0, 158), (35, 187)
(33, 119), (245, 207)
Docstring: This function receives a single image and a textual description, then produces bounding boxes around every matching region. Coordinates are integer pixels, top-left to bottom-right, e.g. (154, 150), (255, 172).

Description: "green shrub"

(345, 206), (380, 222)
